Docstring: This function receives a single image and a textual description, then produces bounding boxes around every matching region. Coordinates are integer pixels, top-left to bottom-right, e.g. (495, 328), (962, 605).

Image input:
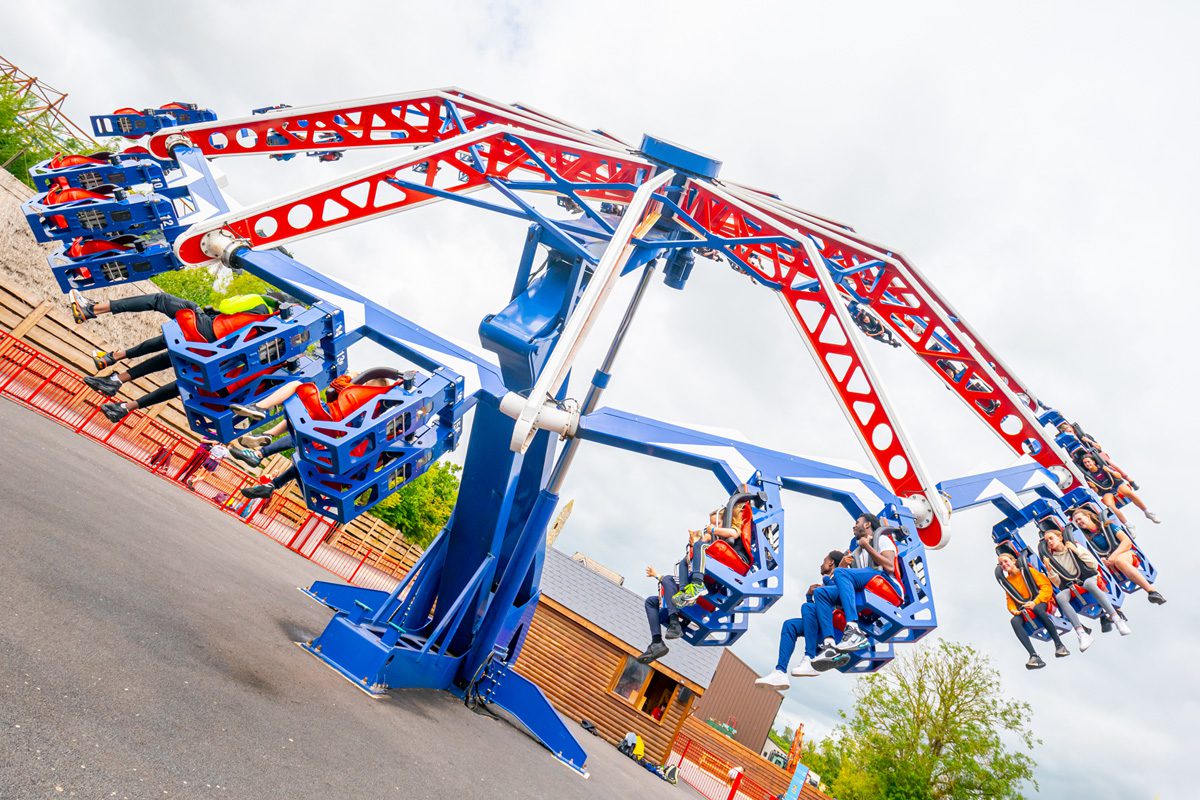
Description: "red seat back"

(738, 500), (755, 562)
(706, 541), (751, 577)
(327, 384), (392, 422)
(212, 312), (272, 340)
(174, 308), (209, 343)
(864, 574), (903, 607)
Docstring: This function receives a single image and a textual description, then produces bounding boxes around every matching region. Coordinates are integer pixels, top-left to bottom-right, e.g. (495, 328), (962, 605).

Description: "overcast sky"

(7, 2), (1198, 797)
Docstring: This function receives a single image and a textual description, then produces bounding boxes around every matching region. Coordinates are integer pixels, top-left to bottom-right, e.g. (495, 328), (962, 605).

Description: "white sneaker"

(1146, 511), (1161, 524)
(1115, 616), (1132, 636)
(754, 669), (790, 690)
(1076, 627), (1093, 652)
(1125, 523), (1137, 537)
(790, 656), (819, 678)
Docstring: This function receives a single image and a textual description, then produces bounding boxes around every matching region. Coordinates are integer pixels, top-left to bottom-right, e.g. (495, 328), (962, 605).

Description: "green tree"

(369, 461), (461, 548)
(808, 640), (1038, 800)
(0, 82), (93, 188)
(768, 723), (794, 751)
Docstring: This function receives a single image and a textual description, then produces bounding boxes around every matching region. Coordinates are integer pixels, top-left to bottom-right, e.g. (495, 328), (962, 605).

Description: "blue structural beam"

(937, 461), (1062, 517)
(229, 249), (506, 405)
(576, 406), (898, 515)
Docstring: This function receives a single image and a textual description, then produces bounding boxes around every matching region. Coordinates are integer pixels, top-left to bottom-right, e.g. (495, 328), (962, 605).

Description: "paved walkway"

(0, 398), (701, 799)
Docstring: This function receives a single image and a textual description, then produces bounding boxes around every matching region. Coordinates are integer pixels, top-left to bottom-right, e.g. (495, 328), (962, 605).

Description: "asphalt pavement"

(0, 398), (701, 800)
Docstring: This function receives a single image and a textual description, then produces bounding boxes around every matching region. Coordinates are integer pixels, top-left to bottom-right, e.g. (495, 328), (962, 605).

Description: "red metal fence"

(667, 732), (784, 800)
(0, 330), (401, 592)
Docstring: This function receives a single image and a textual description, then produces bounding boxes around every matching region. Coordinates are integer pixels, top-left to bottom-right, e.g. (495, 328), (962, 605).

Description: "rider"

(236, 369), (405, 501)
(72, 289), (293, 422)
(1078, 453), (1159, 527)
(997, 550), (1069, 670)
(69, 287), (289, 335)
(1037, 521), (1127, 643)
(668, 504), (750, 609)
(1070, 506), (1165, 606)
(636, 505), (747, 665)
(754, 549), (845, 689)
(1056, 421), (1136, 488)
(811, 513), (901, 671)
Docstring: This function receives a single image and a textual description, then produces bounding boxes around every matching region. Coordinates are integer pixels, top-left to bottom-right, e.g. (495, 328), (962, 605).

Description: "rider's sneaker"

(754, 670), (790, 690)
(238, 433), (273, 448)
(1147, 591), (1166, 605)
(101, 402), (128, 423)
(672, 582), (705, 608)
(834, 623), (870, 652)
(812, 643), (850, 672)
(664, 617), (683, 640)
(1076, 627), (1094, 652)
(92, 350), (116, 371)
(1054, 644), (1070, 658)
(69, 289), (95, 324)
(241, 484), (275, 500)
(790, 656), (820, 678)
(1125, 523), (1137, 537)
(1114, 616), (1132, 635)
(1025, 655), (1046, 670)
(230, 403), (267, 421)
(229, 447), (264, 468)
(83, 374), (122, 397)
(1145, 511), (1161, 524)
(636, 640), (669, 665)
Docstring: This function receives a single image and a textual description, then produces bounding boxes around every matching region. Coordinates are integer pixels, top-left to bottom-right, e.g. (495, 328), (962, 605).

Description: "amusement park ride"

(21, 90), (1158, 774)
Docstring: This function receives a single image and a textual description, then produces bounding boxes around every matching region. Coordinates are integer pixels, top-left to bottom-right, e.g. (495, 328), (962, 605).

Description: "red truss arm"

(172, 126), (654, 266)
(716, 185), (1084, 495)
(147, 89), (617, 161)
(736, 191), (1043, 414)
(680, 180), (951, 547)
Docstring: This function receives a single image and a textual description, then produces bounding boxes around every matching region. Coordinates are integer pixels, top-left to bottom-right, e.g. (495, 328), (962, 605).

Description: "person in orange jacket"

(997, 551), (1070, 669)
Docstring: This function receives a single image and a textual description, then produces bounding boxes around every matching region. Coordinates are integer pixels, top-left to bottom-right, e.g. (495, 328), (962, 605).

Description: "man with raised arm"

(811, 513), (902, 671)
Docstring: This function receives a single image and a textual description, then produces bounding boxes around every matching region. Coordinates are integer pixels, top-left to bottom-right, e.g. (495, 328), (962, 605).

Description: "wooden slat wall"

(512, 598), (700, 765)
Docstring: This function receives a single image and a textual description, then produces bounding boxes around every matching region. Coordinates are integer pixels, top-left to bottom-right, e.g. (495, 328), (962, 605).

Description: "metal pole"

(546, 259), (657, 494)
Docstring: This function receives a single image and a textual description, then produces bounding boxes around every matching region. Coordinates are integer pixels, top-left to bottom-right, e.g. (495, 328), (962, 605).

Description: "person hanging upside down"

(1070, 506), (1165, 606)
(754, 549), (845, 689)
(72, 289), (294, 422)
(810, 513), (903, 671)
(1037, 522), (1128, 645)
(636, 505), (750, 664)
(69, 287), (290, 330)
(1078, 454), (1158, 528)
(996, 551), (1069, 670)
(235, 368), (406, 501)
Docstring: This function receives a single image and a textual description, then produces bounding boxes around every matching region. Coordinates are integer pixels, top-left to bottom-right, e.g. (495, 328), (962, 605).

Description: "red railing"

(0, 330), (401, 593)
(667, 732), (795, 800)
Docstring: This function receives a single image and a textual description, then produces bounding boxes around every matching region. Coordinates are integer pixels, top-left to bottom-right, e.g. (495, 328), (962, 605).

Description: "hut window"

(612, 657), (650, 703)
(610, 656), (681, 723)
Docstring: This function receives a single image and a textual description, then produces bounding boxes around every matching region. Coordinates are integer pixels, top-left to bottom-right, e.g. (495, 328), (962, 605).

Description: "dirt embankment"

(0, 168), (164, 351)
